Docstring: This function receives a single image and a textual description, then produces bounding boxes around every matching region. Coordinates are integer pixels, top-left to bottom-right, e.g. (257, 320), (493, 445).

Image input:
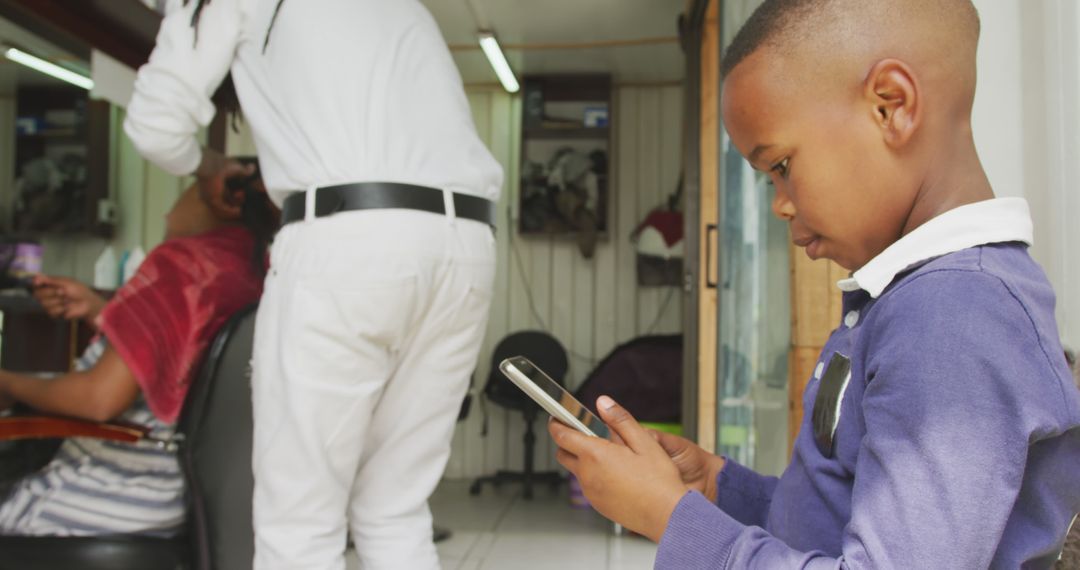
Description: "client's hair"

(232, 158), (277, 276)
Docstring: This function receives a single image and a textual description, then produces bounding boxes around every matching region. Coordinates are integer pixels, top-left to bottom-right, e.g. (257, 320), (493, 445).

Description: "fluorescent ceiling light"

(4, 47), (94, 91)
(478, 32), (519, 93)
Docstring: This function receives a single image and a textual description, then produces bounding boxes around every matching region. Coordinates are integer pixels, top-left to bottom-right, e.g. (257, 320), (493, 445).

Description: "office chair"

(469, 331), (569, 500)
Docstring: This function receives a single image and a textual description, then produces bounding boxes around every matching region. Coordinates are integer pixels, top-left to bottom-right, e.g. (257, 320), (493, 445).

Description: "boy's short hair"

(720, 0), (981, 78)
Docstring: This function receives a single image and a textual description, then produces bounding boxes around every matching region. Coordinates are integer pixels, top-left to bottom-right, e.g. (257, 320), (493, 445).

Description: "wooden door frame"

(680, 0), (721, 452)
(682, 0), (843, 457)
(679, 0), (709, 444)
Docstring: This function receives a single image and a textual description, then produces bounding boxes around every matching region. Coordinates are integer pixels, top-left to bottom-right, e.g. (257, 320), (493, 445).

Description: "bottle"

(117, 250), (129, 286)
(122, 247), (145, 283)
(93, 246), (118, 290)
(10, 239), (43, 279)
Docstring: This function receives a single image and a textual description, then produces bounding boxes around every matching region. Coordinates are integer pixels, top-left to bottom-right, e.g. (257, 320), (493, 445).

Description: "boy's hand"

(549, 395), (688, 543)
(32, 275), (106, 322)
(653, 431), (726, 504)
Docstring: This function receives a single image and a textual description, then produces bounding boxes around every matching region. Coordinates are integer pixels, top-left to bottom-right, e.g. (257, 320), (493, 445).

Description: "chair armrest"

(0, 415), (149, 443)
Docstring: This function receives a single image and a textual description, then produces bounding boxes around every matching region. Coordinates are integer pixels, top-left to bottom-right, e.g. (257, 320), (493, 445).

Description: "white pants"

(251, 208), (495, 569)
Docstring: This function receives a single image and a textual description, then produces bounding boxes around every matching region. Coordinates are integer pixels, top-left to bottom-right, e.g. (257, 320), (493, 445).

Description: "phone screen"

(500, 356), (609, 438)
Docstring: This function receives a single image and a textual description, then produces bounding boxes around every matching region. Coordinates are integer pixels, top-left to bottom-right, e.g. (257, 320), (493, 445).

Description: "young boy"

(549, 0), (1080, 567)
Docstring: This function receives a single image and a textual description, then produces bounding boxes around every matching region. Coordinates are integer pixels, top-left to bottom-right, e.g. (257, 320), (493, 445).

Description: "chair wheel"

(433, 526), (452, 543)
(469, 482), (482, 496)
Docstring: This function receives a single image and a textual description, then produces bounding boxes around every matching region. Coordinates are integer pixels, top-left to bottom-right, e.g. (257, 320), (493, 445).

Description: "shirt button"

(844, 310), (860, 328)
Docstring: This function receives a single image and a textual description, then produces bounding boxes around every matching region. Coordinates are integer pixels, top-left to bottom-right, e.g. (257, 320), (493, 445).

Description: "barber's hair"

(184, 0), (286, 52)
(183, 0), (287, 130)
(231, 158), (278, 276)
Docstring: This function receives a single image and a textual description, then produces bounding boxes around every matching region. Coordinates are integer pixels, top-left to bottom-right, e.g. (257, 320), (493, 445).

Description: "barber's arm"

(0, 347), (139, 423)
(124, 0), (250, 216)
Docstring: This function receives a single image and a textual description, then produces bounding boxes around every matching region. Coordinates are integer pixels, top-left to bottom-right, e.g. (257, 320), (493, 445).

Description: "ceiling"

(420, 0), (688, 85)
(1, 2), (689, 96)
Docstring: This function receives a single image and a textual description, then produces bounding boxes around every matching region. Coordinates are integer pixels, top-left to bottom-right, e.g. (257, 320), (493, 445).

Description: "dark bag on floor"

(575, 335), (682, 423)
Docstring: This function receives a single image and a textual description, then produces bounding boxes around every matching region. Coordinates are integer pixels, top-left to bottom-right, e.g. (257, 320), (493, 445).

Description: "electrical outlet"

(97, 199), (117, 224)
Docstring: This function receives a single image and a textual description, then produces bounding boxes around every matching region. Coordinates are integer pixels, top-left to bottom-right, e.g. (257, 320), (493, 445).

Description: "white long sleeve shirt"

(124, 0), (503, 207)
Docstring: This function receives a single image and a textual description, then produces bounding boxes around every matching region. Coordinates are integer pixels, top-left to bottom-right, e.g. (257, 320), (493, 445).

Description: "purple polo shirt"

(656, 198), (1080, 568)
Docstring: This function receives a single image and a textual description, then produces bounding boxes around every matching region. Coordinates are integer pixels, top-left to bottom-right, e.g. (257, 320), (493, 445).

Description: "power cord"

(476, 211), (679, 438)
(506, 213), (679, 367)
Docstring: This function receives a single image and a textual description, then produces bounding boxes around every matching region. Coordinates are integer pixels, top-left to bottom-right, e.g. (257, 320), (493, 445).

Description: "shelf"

(13, 98), (113, 237)
(523, 127), (610, 140)
(0, 291), (43, 314)
(520, 73), (612, 237)
(17, 129), (82, 141)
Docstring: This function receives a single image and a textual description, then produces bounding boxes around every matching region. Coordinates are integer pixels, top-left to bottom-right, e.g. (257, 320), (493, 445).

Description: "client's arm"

(32, 275), (108, 329)
(0, 347), (140, 422)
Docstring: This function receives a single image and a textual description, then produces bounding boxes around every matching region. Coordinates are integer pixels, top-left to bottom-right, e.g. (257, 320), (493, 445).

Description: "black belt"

(280, 182), (496, 227)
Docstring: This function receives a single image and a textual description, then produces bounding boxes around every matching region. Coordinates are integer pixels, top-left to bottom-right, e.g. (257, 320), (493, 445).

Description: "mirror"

(0, 13), (109, 237)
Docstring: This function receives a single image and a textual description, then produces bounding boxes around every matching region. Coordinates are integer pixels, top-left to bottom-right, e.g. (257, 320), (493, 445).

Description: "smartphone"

(499, 356), (609, 438)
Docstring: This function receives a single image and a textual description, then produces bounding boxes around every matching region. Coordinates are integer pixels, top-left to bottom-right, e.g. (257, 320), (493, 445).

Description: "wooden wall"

(444, 84), (686, 479)
(788, 248), (845, 452)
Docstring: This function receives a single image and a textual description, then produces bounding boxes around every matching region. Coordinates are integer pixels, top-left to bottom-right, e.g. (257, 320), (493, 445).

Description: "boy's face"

(721, 49), (918, 271)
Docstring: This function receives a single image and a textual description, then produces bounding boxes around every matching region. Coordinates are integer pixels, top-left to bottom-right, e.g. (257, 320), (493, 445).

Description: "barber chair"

(0, 304), (259, 570)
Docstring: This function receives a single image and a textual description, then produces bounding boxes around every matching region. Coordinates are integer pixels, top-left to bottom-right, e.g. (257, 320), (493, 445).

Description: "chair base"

(469, 470), (564, 500)
(0, 534), (189, 570)
(433, 525), (452, 543)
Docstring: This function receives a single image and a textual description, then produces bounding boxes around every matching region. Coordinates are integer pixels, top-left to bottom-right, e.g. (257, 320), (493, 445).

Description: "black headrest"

(177, 304), (258, 570)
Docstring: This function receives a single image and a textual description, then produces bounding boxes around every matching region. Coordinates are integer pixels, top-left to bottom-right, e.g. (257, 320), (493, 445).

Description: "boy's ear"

(864, 58), (920, 149)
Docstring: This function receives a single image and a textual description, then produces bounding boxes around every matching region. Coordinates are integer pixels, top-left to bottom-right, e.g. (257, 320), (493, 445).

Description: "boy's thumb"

(596, 395), (649, 451)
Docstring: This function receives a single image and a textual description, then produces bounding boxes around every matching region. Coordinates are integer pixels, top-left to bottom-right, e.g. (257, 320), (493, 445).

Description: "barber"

(124, 1), (501, 568)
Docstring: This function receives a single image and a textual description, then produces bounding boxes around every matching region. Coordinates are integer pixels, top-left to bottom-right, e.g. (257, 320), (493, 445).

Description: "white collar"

(836, 197), (1033, 298)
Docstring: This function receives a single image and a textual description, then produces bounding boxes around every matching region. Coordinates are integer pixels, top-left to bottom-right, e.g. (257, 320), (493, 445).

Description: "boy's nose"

(771, 189), (796, 221)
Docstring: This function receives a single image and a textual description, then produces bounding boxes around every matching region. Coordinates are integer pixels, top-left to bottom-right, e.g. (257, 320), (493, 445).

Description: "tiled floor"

(346, 479), (657, 569)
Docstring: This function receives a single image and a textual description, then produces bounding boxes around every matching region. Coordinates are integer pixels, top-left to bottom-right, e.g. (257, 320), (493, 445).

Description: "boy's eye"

(771, 158), (790, 179)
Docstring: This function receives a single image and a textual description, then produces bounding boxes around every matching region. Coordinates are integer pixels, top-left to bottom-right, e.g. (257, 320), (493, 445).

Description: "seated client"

(0, 169), (275, 537)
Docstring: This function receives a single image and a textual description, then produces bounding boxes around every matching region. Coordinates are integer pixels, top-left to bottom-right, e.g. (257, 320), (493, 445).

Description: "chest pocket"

(811, 352), (852, 458)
